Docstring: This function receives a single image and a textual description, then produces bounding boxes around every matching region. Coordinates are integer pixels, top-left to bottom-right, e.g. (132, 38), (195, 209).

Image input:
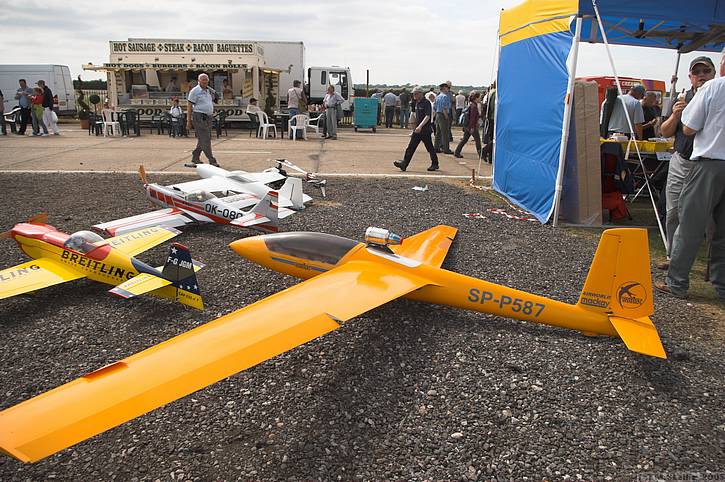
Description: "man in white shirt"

(185, 73), (219, 167)
(605, 84), (645, 139)
(455, 90), (466, 125)
(287, 80), (306, 126)
(657, 48), (725, 300)
(383, 90), (397, 128)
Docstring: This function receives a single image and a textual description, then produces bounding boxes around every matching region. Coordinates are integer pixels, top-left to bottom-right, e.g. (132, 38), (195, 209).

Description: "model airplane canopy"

(0, 226), (665, 463)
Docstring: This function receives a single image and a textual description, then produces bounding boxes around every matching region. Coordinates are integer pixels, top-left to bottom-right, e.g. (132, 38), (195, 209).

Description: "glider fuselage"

(232, 232), (618, 337)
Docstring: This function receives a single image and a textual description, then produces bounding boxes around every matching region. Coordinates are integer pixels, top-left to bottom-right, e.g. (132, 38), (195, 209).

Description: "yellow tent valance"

(499, 0), (578, 47)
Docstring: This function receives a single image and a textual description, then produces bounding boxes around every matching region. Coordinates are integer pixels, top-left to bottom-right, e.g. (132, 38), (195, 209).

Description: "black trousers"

(402, 129), (438, 167)
(385, 106), (395, 128)
(18, 107), (31, 134)
(455, 126), (482, 157)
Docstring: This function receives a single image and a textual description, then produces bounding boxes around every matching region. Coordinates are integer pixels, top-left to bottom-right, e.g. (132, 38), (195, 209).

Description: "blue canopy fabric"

(494, 0), (724, 224)
(578, 0), (725, 53)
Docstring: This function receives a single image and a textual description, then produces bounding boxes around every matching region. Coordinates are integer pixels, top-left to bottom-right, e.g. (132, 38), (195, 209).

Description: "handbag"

(51, 111), (59, 123)
(296, 89), (307, 112)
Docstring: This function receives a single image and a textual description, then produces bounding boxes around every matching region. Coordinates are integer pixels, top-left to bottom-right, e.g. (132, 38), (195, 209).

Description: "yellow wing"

(103, 226), (181, 257)
(0, 260), (430, 463)
(0, 258), (84, 299)
(390, 225), (458, 267)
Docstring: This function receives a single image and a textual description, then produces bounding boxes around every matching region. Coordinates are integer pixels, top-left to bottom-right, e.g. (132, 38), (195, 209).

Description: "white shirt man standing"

(659, 56), (716, 261)
(657, 49), (725, 300)
(185, 73), (219, 167)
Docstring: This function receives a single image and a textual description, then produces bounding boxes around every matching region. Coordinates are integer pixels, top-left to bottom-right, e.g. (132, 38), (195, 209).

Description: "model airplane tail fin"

(138, 165), (149, 186)
(161, 242), (203, 309)
(231, 191), (280, 232)
(577, 228), (665, 358)
(278, 177), (305, 210)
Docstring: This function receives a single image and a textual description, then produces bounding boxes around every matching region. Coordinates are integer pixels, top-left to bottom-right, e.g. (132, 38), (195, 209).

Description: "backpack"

(458, 106), (470, 126)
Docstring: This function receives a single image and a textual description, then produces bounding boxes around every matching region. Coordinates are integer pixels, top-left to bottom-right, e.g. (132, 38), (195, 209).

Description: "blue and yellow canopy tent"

(493, 0), (725, 236)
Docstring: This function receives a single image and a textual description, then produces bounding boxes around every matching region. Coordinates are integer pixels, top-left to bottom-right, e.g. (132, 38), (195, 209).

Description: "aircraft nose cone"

(229, 236), (267, 261)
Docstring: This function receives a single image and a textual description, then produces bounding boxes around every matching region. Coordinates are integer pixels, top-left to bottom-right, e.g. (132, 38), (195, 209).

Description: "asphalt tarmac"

(0, 172), (722, 480)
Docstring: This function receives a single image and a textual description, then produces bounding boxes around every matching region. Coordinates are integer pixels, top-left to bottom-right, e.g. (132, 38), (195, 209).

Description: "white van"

(307, 66), (353, 110)
(0, 65), (76, 115)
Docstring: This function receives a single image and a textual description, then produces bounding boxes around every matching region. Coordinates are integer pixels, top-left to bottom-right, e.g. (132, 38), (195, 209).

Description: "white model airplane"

(180, 160), (325, 210)
(93, 167), (288, 236)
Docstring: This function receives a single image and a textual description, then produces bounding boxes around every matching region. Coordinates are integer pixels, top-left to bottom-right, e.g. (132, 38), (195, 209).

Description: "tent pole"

(591, 0), (668, 249)
(665, 52), (682, 117)
(552, 16), (583, 226)
(482, 26), (501, 178)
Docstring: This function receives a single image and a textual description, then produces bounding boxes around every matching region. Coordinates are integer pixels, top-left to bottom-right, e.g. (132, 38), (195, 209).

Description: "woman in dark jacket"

(454, 91), (481, 158)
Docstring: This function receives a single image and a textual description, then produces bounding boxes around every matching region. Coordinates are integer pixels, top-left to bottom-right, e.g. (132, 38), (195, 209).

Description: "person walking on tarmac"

(185, 73), (220, 168)
(394, 86), (439, 172)
(454, 91), (482, 159)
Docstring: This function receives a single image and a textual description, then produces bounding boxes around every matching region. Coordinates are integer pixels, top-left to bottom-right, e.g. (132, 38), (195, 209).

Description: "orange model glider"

(0, 226), (664, 463)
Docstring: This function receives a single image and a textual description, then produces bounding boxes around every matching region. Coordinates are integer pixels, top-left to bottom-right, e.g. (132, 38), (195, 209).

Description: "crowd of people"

(388, 81), (496, 172)
(2, 78), (61, 136)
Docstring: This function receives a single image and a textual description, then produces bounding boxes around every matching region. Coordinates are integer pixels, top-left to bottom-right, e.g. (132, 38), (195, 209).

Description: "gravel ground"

(0, 172), (723, 481)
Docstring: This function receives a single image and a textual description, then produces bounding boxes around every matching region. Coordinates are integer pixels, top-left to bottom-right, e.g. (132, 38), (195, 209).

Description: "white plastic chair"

(307, 115), (324, 136)
(102, 109), (121, 137)
(257, 111), (277, 139)
(289, 114), (309, 140)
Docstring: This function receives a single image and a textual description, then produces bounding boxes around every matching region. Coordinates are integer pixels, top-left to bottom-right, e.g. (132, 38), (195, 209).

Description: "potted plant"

(76, 76), (91, 129)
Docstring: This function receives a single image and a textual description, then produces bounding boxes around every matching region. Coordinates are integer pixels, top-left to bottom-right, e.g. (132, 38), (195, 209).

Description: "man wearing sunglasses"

(658, 56), (716, 265)
(656, 50), (725, 301)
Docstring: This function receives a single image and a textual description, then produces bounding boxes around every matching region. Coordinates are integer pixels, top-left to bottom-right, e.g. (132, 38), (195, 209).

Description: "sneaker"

(393, 160), (406, 172)
(427, 164), (439, 172)
(454, 153), (463, 159)
(53, 132), (60, 136)
(184, 161), (201, 168)
(210, 161), (220, 167)
(654, 280), (687, 299)
(443, 150), (454, 155)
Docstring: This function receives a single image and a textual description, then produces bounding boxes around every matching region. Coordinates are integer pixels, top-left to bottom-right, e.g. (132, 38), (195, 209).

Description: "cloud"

(0, 0), (715, 89)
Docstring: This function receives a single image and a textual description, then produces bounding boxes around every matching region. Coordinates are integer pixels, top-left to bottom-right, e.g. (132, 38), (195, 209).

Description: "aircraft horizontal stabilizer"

(609, 316), (666, 359)
(110, 273), (172, 299)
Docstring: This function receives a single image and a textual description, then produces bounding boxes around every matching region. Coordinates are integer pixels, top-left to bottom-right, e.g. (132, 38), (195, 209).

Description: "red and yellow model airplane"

(0, 225), (664, 463)
(0, 214), (203, 309)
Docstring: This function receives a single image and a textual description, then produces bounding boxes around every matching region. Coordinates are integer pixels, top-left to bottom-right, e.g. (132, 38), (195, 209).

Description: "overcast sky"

(0, 0), (719, 88)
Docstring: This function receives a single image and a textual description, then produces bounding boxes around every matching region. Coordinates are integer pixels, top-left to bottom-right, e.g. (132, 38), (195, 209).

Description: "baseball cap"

(689, 56), (715, 71)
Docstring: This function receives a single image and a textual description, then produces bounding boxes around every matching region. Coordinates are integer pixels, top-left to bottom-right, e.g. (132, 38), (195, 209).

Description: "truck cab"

(306, 66), (353, 110)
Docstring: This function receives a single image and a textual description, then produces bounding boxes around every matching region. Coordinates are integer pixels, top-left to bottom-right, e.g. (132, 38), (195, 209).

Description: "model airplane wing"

(0, 261), (431, 462)
(169, 177), (235, 193)
(390, 225), (458, 268)
(0, 258), (85, 299)
(102, 226), (181, 257)
(93, 209), (206, 237)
